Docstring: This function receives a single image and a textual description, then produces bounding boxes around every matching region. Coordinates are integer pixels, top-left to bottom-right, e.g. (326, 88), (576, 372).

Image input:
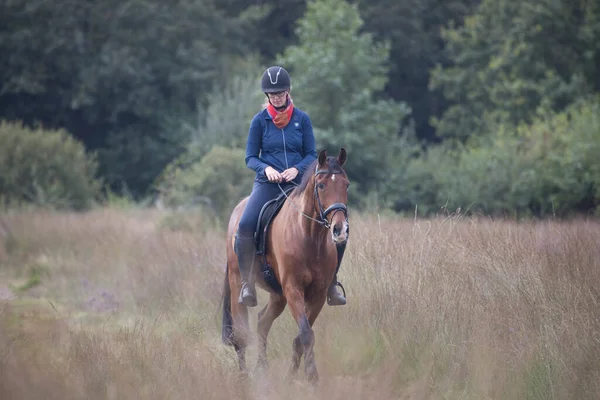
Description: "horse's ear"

(318, 149), (327, 166)
(337, 148), (347, 166)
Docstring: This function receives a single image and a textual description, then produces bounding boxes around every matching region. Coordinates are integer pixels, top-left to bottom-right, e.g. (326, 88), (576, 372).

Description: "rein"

(277, 164), (348, 229)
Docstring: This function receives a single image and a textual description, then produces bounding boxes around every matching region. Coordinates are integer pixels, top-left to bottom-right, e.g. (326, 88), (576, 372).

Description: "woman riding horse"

(223, 146), (350, 382)
(235, 65), (347, 307)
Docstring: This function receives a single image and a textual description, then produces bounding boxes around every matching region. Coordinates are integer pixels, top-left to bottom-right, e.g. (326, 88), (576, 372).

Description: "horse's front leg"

(285, 285), (322, 384)
(290, 333), (303, 378)
(256, 292), (287, 370)
(303, 294), (326, 382)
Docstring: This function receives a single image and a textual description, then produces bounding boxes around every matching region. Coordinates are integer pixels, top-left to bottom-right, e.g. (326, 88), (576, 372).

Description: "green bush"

(157, 146), (254, 222)
(0, 121), (101, 210)
(184, 60), (264, 162)
(430, 99), (600, 217)
(154, 61), (265, 221)
(517, 99), (600, 216)
(433, 133), (539, 217)
(389, 98), (600, 218)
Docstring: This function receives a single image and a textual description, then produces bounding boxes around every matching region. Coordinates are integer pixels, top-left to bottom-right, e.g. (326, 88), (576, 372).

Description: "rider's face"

(267, 90), (288, 107)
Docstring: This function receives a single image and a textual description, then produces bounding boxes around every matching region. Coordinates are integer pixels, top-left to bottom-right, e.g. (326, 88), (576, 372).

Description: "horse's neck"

(296, 184), (326, 239)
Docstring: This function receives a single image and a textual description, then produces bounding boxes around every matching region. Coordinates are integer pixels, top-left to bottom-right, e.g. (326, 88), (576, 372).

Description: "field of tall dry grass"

(0, 208), (599, 399)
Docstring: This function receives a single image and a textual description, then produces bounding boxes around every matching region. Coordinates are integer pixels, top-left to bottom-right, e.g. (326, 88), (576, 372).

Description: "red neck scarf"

(267, 101), (294, 129)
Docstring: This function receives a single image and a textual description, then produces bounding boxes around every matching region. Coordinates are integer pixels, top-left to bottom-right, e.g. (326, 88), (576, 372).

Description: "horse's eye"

(317, 183), (325, 190)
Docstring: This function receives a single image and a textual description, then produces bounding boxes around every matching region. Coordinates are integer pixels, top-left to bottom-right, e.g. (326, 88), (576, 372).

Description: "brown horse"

(221, 148), (350, 383)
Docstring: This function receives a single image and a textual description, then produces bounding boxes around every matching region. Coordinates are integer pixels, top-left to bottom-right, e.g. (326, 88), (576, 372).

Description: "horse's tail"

(221, 261), (234, 345)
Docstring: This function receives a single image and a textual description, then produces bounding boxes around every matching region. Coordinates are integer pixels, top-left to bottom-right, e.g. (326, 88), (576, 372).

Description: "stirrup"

(327, 281), (346, 305)
(239, 282), (257, 307)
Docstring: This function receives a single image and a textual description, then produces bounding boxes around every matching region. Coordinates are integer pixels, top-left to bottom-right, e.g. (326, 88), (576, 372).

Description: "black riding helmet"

(261, 66), (291, 93)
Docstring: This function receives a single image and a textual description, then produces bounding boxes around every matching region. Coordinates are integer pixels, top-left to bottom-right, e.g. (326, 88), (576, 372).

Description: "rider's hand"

(281, 167), (299, 182)
(265, 166), (283, 183)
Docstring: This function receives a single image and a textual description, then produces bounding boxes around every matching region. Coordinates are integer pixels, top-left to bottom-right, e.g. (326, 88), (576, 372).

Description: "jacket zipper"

(282, 128), (289, 169)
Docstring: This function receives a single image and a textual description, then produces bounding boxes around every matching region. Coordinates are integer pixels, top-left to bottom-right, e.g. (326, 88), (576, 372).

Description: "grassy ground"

(0, 208), (599, 399)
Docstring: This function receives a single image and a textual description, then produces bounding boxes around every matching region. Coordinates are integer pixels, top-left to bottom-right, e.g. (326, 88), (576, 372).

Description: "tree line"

(1, 0), (598, 218)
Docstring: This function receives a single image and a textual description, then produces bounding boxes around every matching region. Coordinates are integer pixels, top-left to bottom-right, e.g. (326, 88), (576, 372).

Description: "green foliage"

(391, 143), (454, 217)
(0, 0), (259, 117)
(278, 0), (411, 206)
(2, 0), (599, 218)
(433, 136), (538, 216)
(0, 0), (263, 196)
(184, 58), (265, 162)
(431, 0), (600, 141)
(0, 121), (101, 210)
(103, 187), (141, 210)
(354, 0), (480, 141)
(367, 124), (436, 215)
(98, 57), (262, 199)
(97, 120), (190, 199)
(216, 0), (307, 63)
(154, 62), (263, 216)
(519, 99), (600, 215)
(396, 99), (600, 217)
(157, 146), (254, 221)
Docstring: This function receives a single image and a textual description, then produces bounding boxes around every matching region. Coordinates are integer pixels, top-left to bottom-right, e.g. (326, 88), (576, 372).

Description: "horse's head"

(314, 148), (350, 244)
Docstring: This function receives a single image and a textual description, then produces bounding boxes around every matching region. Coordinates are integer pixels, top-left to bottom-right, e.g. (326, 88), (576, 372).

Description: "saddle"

(252, 185), (295, 294)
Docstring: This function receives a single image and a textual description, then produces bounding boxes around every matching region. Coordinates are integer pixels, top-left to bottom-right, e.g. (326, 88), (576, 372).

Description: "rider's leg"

(327, 241), (347, 306)
(236, 182), (284, 307)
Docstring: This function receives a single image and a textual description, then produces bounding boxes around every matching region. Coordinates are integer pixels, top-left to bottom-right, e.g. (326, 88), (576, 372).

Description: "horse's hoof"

(285, 368), (298, 384)
(255, 358), (269, 372)
(237, 369), (251, 382)
(307, 371), (319, 385)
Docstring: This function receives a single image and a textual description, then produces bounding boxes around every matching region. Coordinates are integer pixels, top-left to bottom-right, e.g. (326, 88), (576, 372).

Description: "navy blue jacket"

(245, 107), (317, 184)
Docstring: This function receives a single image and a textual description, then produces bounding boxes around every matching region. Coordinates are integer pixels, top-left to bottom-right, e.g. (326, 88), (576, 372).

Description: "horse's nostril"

(333, 226), (341, 236)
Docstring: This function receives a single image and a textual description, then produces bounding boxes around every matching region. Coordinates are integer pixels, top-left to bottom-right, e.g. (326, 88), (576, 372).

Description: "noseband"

(313, 165), (348, 229)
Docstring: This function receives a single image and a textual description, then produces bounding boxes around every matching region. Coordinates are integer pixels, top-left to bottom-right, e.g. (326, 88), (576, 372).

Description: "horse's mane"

(290, 157), (346, 198)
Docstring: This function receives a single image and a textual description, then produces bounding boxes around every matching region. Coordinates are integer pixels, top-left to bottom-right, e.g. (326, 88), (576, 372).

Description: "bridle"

(278, 164), (348, 229)
(313, 165), (348, 229)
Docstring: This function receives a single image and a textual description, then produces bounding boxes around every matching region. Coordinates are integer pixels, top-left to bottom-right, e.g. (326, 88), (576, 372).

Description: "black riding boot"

(234, 230), (258, 307)
(327, 242), (347, 306)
